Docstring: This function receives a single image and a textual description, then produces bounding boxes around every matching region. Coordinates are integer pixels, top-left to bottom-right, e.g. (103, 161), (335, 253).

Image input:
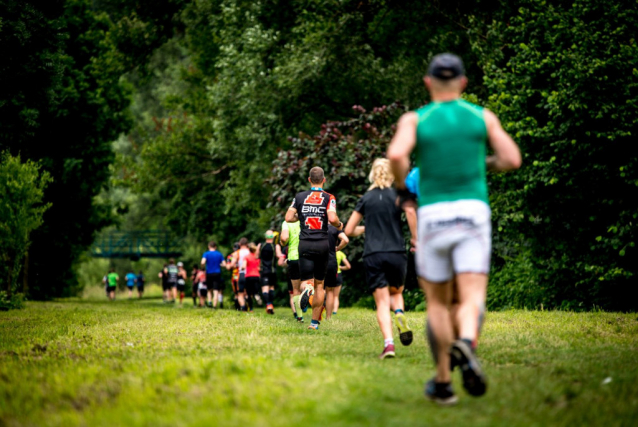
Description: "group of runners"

(284, 53), (521, 405)
(103, 269), (145, 300)
(103, 53), (521, 406)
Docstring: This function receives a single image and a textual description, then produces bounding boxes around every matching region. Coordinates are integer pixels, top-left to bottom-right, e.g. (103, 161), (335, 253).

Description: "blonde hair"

(368, 158), (394, 190)
(248, 242), (258, 253)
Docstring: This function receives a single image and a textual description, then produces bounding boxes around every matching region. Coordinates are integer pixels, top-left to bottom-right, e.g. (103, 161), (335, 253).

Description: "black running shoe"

(451, 339), (487, 397)
(425, 378), (458, 406)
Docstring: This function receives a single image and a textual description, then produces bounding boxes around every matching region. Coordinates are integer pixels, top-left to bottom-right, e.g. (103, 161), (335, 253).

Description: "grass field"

(1, 286), (637, 427)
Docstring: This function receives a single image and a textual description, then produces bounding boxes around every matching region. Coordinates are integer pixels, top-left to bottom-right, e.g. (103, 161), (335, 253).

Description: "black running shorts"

(177, 283), (185, 292)
(245, 276), (260, 295)
(137, 283), (145, 292)
(336, 273), (343, 287)
(287, 276), (293, 294)
(162, 282), (171, 292)
(206, 273), (223, 291)
(324, 263), (339, 288)
(238, 273), (246, 292)
(198, 288), (207, 297)
(363, 252), (407, 292)
(298, 239), (329, 282)
(287, 260), (300, 280)
(260, 272), (277, 288)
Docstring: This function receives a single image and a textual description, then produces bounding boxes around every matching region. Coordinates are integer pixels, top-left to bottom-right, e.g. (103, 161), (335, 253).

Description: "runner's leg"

(311, 280), (325, 322)
(421, 278), (454, 383)
(325, 287), (334, 320)
(333, 285), (341, 314)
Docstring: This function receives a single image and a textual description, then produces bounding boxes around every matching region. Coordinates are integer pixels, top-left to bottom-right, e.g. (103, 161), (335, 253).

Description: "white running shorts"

(416, 200), (492, 282)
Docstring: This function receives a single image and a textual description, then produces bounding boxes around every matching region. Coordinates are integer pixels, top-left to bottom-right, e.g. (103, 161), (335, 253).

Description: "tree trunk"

(23, 251), (29, 296)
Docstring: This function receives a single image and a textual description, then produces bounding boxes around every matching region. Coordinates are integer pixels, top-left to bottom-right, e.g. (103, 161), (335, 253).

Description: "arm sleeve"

(328, 194), (337, 212)
(354, 196), (365, 215)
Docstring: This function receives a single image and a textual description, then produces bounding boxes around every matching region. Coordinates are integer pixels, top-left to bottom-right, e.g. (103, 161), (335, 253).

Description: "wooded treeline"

(1, 0), (636, 310)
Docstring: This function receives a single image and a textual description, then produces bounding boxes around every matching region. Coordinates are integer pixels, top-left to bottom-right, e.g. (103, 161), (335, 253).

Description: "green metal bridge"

(90, 231), (182, 260)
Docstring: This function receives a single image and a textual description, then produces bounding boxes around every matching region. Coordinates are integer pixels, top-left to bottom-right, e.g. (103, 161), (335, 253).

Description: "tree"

(0, 152), (51, 298)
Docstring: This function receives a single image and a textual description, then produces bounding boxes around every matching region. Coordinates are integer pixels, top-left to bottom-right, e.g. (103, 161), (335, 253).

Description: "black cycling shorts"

(137, 283), (145, 292)
(206, 273), (223, 291)
(162, 282), (171, 292)
(287, 259), (300, 280)
(324, 263), (339, 288)
(198, 287), (207, 297)
(245, 276), (260, 295)
(363, 252), (407, 292)
(260, 272), (277, 288)
(298, 239), (329, 282)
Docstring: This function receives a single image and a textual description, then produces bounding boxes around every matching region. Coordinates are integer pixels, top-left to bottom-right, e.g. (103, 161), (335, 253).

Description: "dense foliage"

(477, 0), (638, 310)
(4, 0), (636, 309)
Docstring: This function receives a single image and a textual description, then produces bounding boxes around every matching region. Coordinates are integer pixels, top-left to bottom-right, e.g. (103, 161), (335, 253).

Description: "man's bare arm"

(327, 211), (342, 229)
(285, 208), (299, 223)
(485, 109), (522, 171)
(280, 228), (289, 245)
(387, 112), (418, 189)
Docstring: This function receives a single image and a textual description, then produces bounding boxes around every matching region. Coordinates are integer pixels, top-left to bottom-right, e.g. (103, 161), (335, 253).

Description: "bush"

(0, 292), (26, 311)
(0, 152), (51, 301)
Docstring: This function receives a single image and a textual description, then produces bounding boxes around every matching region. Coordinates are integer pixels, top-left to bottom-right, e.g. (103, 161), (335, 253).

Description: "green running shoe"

(395, 312), (413, 346)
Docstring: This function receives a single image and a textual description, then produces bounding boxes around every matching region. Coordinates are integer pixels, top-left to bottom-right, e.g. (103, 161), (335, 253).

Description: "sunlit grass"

(1, 296), (637, 426)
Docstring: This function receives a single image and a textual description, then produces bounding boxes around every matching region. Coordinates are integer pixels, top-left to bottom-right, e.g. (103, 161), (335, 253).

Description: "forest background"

(1, 0), (636, 311)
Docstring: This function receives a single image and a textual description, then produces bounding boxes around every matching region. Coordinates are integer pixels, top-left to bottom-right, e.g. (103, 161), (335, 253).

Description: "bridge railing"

(91, 231), (182, 259)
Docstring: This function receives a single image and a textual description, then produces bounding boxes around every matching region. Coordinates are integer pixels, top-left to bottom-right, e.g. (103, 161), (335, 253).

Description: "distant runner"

(177, 262), (187, 307)
(244, 243), (262, 312)
(135, 271), (144, 299)
(326, 250), (350, 317)
(257, 230), (281, 315)
(281, 219), (303, 322)
(229, 238), (251, 312)
(324, 225), (349, 320)
(159, 264), (170, 302)
(345, 158), (414, 359)
(106, 268), (118, 301)
(125, 270), (137, 299)
(284, 166), (344, 330)
(387, 53), (521, 404)
(194, 266), (207, 308)
(165, 259), (179, 304)
(201, 241), (226, 309)
(227, 243), (241, 310)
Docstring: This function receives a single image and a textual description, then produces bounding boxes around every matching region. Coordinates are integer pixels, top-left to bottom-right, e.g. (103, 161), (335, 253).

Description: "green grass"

(1, 287), (637, 426)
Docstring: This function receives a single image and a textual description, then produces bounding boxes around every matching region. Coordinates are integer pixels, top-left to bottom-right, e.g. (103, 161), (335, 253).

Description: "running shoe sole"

(299, 286), (313, 313)
(395, 313), (413, 346)
(451, 340), (487, 397)
(425, 378), (458, 406)
(425, 391), (458, 406)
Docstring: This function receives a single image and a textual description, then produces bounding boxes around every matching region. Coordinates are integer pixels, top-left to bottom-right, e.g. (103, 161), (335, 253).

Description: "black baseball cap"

(427, 53), (465, 80)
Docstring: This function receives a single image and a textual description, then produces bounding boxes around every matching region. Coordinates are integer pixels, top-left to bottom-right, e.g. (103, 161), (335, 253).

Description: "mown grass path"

(1, 291), (637, 426)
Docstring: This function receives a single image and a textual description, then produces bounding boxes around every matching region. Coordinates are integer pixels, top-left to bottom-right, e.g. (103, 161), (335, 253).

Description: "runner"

(190, 264), (199, 306)
(201, 241), (226, 309)
(194, 265), (207, 308)
(281, 219), (303, 322)
(228, 238), (251, 312)
(278, 245), (298, 319)
(244, 243), (262, 311)
(159, 264), (170, 302)
(176, 262), (188, 306)
(345, 158), (414, 359)
(387, 53), (521, 404)
(324, 225), (349, 320)
(164, 259), (179, 304)
(125, 270), (137, 299)
(226, 243), (241, 310)
(327, 250), (350, 317)
(136, 270), (145, 299)
(102, 274), (108, 298)
(106, 268), (118, 300)
(257, 230), (281, 314)
(284, 166), (344, 330)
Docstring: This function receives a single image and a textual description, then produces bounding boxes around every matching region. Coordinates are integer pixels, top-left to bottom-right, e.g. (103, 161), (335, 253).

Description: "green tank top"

(282, 221), (300, 261)
(415, 99), (489, 207)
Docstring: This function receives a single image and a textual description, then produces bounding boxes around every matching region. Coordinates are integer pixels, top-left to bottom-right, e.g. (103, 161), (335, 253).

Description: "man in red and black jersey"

(285, 166), (344, 330)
